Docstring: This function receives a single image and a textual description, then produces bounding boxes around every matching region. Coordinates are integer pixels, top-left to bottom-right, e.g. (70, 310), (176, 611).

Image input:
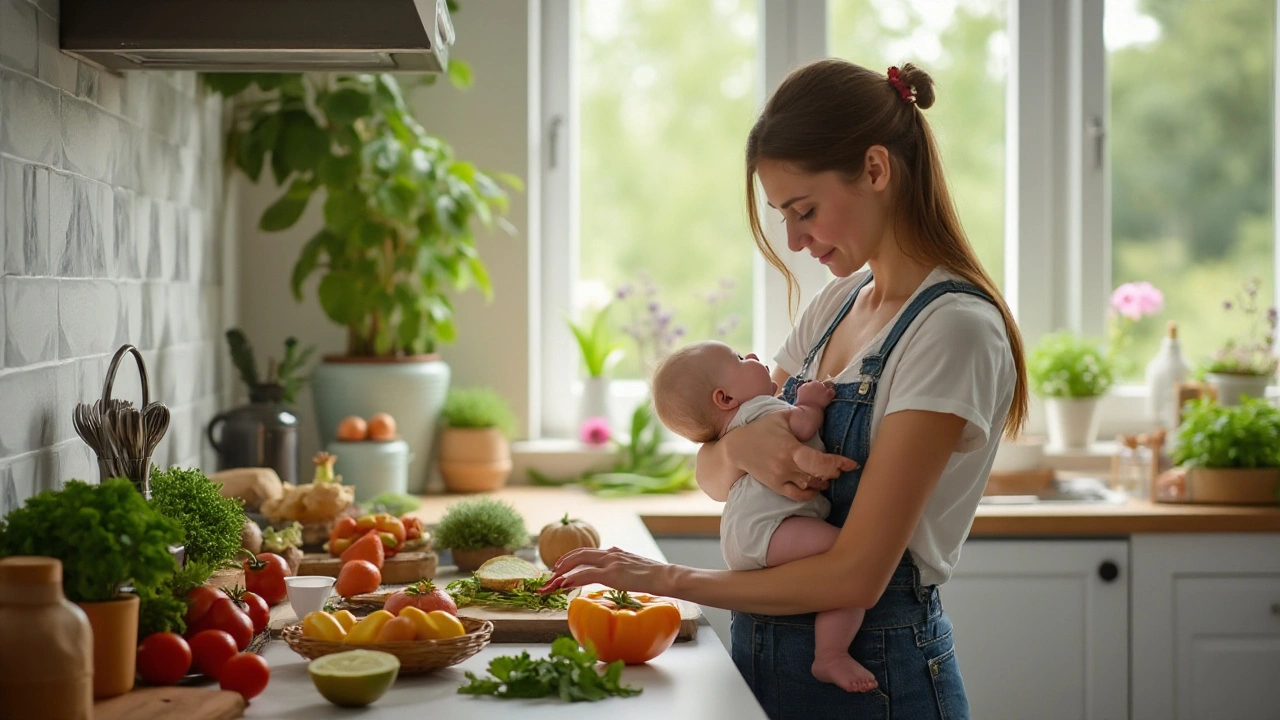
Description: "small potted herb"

(1202, 278), (1278, 406)
(438, 388), (519, 493)
(1171, 397), (1280, 504)
(433, 497), (528, 572)
(150, 466), (248, 589)
(0, 478), (183, 698)
(1027, 332), (1116, 449)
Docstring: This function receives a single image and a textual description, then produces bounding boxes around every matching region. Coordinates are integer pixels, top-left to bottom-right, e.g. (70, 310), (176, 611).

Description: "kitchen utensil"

(207, 384), (299, 485)
(78, 345), (168, 498)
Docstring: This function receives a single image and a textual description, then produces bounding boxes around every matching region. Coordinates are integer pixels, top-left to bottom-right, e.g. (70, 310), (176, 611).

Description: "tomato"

(136, 632), (192, 685)
(188, 630), (238, 679)
(567, 589), (681, 665)
(334, 559), (381, 598)
(184, 585), (222, 634)
(204, 596), (254, 650)
(400, 515), (424, 542)
(384, 579), (457, 617)
(218, 652), (270, 700)
(243, 551), (291, 606)
(349, 513), (406, 556)
(224, 587), (269, 635)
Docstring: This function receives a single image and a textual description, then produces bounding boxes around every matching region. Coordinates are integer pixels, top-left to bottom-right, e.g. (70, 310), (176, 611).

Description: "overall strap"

(853, 280), (993, 397)
(796, 272), (874, 381)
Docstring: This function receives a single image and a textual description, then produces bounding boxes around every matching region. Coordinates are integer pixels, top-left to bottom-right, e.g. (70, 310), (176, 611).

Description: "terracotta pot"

(1186, 467), (1280, 504)
(438, 428), (512, 493)
(451, 546), (511, 573)
(76, 593), (138, 699)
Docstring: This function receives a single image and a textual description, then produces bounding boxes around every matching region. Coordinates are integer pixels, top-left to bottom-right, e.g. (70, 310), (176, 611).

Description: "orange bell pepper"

(566, 589), (681, 665)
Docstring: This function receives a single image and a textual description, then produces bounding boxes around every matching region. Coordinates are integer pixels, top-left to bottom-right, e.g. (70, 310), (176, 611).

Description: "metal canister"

(206, 384), (299, 485)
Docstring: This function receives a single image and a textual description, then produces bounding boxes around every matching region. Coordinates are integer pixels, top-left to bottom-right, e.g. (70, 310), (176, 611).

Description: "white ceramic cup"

(285, 575), (336, 620)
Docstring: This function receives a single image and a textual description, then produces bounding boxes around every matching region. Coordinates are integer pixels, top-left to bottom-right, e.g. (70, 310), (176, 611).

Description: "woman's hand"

(538, 546), (677, 595)
(721, 412), (856, 501)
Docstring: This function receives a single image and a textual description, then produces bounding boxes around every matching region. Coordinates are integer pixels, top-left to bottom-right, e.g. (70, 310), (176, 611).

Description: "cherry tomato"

(188, 630), (238, 679)
(219, 652), (270, 700)
(233, 590), (270, 635)
(136, 632), (192, 685)
(205, 596), (254, 650)
(243, 552), (291, 606)
(184, 585), (222, 635)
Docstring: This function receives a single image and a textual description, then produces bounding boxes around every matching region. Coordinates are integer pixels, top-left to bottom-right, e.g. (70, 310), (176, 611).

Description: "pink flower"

(1110, 281), (1164, 321)
(579, 417), (612, 446)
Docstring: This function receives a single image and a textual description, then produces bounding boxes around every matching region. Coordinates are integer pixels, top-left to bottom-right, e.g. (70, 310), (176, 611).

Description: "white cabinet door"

(654, 537), (733, 645)
(942, 539), (1130, 720)
(1132, 534), (1280, 720)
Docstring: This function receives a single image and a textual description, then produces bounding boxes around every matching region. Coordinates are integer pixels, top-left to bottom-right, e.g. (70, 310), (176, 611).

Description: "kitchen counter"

(411, 485), (1280, 538)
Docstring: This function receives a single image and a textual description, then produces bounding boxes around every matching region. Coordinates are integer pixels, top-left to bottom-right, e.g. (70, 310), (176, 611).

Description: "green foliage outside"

(1173, 397), (1280, 468)
(433, 497), (528, 551)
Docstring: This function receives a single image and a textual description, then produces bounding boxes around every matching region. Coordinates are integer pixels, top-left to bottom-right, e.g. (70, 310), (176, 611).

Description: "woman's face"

(755, 152), (892, 277)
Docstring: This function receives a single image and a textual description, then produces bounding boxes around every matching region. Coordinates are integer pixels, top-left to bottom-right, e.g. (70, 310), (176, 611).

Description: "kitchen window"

(535, 0), (1280, 442)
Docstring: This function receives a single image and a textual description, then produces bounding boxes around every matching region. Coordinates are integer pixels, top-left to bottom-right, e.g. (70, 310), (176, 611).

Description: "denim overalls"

(731, 273), (993, 720)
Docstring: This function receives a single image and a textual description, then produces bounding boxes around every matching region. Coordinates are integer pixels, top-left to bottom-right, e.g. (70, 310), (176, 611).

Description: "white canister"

(325, 439), (412, 503)
(1144, 321), (1191, 428)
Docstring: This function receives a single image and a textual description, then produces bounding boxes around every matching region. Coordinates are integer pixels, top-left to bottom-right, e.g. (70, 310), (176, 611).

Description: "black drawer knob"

(1098, 561), (1119, 583)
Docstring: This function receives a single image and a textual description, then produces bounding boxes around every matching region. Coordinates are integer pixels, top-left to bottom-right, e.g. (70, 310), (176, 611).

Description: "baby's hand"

(796, 380), (836, 408)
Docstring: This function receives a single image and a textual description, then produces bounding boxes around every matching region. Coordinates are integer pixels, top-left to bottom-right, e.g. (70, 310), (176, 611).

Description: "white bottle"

(1144, 321), (1191, 429)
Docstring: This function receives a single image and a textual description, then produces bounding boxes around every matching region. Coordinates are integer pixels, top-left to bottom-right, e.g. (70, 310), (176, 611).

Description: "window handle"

(1088, 116), (1105, 170)
(549, 114), (564, 170)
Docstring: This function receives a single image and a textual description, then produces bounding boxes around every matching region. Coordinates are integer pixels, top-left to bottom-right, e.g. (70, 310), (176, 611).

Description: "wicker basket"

(281, 617), (493, 674)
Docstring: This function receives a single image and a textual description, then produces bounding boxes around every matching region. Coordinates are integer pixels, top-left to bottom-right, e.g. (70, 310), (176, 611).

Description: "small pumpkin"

(538, 514), (600, 568)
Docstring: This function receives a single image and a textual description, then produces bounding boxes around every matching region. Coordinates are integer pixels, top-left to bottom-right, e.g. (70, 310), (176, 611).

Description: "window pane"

(577, 0), (758, 380)
(1108, 0), (1275, 379)
(828, 0), (1009, 288)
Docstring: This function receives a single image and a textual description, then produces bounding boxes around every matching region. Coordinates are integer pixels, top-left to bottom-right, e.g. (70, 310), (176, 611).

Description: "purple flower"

(616, 284), (634, 300)
(579, 417), (612, 446)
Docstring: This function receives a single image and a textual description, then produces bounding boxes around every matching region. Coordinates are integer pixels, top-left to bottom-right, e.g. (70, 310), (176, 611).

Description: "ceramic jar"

(0, 557), (93, 719)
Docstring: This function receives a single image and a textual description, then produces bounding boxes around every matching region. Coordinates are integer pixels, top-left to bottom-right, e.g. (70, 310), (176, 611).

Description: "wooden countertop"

(413, 486), (1280, 538)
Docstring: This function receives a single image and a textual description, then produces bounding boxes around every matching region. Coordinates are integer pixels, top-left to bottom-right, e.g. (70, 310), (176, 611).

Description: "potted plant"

(0, 478), (184, 698)
(1201, 278), (1278, 405)
(567, 301), (624, 433)
(438, 388), (518, 493)
(207, 329), (313, 485)
(149, 466), (248, 590)
(1027, 332), (1116, 449)
(432, 497), (528, 572)
(204, 53), (518, 495)
(1171, 397), (1280, 504)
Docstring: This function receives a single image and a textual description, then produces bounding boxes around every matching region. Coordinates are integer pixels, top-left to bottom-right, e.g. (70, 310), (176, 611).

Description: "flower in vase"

(579, 416), (612, 446)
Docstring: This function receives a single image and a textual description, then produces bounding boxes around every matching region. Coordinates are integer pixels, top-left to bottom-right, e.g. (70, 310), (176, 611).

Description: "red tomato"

(136, 632), (192, 685)
(234, 590), (270, 635)
(243, 552), (291, 606)
(188, 630), (238, 679)
(184, 586), (222, 634)
(219, 652), (270, 700)
(204, 596), (254, 650)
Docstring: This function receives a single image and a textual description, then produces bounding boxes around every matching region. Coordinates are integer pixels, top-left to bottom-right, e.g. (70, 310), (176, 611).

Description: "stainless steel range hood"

(60, 0), (455, 73)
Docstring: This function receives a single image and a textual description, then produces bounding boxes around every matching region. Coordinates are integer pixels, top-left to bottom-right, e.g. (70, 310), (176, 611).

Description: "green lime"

(308, 650), (401, 707)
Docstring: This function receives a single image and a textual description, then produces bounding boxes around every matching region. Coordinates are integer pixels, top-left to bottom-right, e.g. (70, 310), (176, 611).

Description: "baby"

(651, 340), (876, 693)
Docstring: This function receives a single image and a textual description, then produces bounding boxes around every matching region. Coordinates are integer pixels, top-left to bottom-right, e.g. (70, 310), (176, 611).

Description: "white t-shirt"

(773, 267), (1016, 586)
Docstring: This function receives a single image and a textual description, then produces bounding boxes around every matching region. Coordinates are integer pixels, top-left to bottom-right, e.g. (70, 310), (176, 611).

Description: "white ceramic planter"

(1045, 397), (1101, 449)
(579, 377), (612, 428)
(1206, 372), (1270, 406)
(310, 357), (450, 494)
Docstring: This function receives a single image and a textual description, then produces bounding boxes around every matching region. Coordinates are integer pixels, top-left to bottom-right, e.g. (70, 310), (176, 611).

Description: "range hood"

(60, 0), (455, 73)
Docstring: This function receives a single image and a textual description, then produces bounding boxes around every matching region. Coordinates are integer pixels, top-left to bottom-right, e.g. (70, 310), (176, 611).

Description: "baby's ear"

(712, 388), (737, 410)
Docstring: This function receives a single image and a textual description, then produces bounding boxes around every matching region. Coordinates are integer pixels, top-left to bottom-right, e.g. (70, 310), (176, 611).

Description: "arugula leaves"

(446, 575), (570, 611)
(458, 636), (642, 702)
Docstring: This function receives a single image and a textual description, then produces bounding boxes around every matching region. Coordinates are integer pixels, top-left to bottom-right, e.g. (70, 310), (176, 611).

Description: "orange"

(337, 416), (368, 441)
(367, 413), (397, 441)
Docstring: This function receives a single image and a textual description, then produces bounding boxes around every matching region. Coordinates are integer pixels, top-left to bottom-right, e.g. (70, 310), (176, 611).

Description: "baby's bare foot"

(811, 654), (879, 693)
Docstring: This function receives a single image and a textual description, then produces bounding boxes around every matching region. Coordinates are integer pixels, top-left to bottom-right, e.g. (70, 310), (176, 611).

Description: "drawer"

(1175, 575), (1280, 635)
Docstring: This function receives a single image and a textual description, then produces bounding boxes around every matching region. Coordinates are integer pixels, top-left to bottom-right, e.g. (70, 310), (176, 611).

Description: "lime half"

(308, 650), (401, 707)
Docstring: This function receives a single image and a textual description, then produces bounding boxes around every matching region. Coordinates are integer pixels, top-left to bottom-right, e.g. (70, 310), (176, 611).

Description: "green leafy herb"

(530, 402), (695, 497)
(1172, 396), (1280, 469)
(433, 497), (527, 551)
(137, 558), (217, 638)
(442, 388), (519, 439)
(0, 479), (183, 603)
(150, 467), (247, 566)
(446, 574), (569, 611)
(1026, 332), (1116, 399)
(567, 303), (624, 378)
(458, 636), (641, 702)
(362, 492), (421, 517)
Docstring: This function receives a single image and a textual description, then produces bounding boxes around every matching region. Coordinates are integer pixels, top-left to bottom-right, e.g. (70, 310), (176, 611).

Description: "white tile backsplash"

(0, 0), (38, 76)
(4, 276), (57, 366)
(0, 68), (60, 166)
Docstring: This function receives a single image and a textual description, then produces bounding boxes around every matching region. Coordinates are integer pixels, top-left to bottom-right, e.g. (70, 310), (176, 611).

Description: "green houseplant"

(149, 467), (247, 567)
(1202, 278), (1278, 405)
(203, 59), (519, 494)
(438, 388), (518, 494)
(1170, 397), (1280, 503)
(432, 497), (528, 572)
(0, 478), (184, 698)
(1028, 331), (1116, 449)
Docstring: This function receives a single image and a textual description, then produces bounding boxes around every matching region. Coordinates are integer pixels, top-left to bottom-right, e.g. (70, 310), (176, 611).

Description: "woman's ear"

(864, 145), (892, 191)
(712, 388), (737, 410)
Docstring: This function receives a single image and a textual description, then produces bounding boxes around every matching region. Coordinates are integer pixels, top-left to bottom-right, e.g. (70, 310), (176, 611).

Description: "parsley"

(458, 636), (642, 702)
(446, 575), (570, 611)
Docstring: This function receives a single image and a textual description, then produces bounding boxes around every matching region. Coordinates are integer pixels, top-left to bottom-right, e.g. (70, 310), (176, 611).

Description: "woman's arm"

(548, 408), (967, 614)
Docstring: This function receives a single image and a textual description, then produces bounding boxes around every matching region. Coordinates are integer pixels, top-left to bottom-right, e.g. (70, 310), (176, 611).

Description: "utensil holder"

(95, 345), (163, 498)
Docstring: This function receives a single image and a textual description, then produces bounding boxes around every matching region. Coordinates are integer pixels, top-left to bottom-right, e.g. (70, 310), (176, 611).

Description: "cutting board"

(296, 550), (438, 584)
(94, 686), (245, 720)
(351, 566), (701, 644)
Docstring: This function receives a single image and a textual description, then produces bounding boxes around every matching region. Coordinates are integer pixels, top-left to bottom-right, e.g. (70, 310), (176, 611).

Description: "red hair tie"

(886, 66), (916, 104)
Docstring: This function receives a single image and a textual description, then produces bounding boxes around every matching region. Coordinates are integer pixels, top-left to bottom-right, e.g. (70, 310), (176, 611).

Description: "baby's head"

(651, 340), (778, 443)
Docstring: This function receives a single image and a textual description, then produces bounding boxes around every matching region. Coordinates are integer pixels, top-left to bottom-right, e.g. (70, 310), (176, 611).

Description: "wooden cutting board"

(351, 566), (701, 644)
(296, 550), (438, 585)
(94, 686), (245, 720)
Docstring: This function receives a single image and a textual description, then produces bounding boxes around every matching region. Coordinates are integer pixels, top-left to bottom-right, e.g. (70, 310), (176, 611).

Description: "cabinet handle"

(1098, 561), (1119, 583)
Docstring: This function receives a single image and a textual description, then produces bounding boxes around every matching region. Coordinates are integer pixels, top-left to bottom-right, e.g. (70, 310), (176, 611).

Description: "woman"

(543, 59), (1028, 719)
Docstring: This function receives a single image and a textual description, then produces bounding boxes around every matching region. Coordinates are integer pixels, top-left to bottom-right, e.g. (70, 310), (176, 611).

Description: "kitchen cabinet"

(655, 537), (733, 644)
(1131, 533), (1280, 720)
(943, 539), (1129, 720)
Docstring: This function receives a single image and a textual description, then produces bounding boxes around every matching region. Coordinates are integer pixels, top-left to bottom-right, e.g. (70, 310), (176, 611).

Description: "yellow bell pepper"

(399, 606), (466, 640)
(344, 610), (395, 644)
(331, 609), (359, 632)
(301, 611), (347, 642)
